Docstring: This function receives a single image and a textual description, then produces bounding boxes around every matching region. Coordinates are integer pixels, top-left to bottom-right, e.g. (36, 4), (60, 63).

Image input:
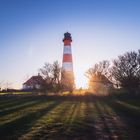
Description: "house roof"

(23, 75), (44, 86)
(91, 73), (112, 85)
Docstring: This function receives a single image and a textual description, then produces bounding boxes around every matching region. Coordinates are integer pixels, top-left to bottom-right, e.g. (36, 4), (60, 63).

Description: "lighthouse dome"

(63, 32), (72, 41)
(64, 32), (71, 37)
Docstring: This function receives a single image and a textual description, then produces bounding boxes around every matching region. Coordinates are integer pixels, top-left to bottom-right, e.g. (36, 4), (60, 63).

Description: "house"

(23, 74), (44, 90)
(89, 73), (113, 94)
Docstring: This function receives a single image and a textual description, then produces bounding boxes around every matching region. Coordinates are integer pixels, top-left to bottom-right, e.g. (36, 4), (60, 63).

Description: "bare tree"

(39, 61), (62, 93)
(2, 81), (12, 91)
(0, 81), (4, 91)
(86, 60), (111, 81)
(86, 60), (112, 94)
(111, 50), (140, 93)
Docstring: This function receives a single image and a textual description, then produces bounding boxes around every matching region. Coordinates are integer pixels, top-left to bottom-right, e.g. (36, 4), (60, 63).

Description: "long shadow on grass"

(38, 101), (96, 140)
(0, 98), (17, 105)
(0, 100), (46, 117)
(0, 98), (23, 109)
(0, 101), (61, 140)
(30, 101), (77, 140)
(0, 97), (38, 110)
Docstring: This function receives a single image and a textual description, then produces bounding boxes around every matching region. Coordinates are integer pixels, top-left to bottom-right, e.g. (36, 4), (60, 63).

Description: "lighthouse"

(62, 32), (75, 91)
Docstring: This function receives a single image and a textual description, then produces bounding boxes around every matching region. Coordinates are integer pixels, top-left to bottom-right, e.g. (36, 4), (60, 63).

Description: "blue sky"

(0, 0), (140, 89)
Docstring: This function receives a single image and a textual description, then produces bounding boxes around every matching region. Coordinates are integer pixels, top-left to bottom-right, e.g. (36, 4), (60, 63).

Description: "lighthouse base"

(61, 71), (75, 92)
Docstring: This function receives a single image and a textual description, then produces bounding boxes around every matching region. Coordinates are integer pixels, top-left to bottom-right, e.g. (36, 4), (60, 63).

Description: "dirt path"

(94, 102), (126, 140)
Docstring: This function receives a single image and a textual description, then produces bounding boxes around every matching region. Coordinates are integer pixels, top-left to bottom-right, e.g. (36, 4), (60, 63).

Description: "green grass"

(0, 94), (140, 140)
(0, 91), (33, 95)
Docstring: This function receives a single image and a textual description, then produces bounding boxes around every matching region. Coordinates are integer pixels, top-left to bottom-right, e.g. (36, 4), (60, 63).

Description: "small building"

(89, 73), (113, 94)
(23, 74), (44, 90)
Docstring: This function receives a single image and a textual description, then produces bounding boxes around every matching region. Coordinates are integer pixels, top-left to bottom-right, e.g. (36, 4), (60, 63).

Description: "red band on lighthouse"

(63, 40), (71, 46)
(63, 54), (72, 62)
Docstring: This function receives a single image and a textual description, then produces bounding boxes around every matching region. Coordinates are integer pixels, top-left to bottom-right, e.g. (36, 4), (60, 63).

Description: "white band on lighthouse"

(63, 45), (72, 54)
(62, 62), (73, 71)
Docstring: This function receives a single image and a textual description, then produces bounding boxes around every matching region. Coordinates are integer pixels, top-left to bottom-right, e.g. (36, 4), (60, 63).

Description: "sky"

(0, 0), (140, 89)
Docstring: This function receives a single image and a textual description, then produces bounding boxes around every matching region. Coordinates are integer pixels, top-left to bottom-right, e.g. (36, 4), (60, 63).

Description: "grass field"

(0, 94), (140, 140)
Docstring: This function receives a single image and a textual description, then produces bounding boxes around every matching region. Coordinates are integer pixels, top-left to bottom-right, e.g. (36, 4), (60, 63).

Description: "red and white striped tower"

(62, 32), (75, 88)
